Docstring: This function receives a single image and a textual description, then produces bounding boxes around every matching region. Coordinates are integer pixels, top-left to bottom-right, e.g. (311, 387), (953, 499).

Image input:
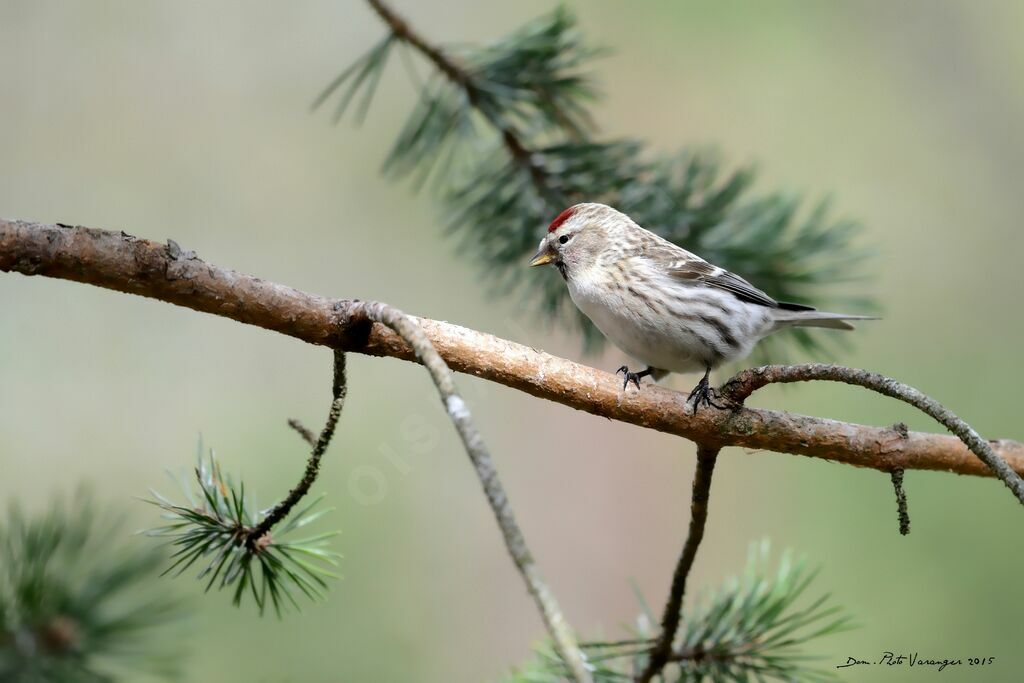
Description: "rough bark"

(3, 218), (1023, 480)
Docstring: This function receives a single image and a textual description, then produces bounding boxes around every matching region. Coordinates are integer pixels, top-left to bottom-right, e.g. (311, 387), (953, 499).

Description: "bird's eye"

(558, 235), (570, 245)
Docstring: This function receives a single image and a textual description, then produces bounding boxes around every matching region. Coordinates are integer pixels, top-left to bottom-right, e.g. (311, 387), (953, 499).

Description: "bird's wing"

(665, 258), (780, 307)
(624, 232), (799, 309)
(633, 238), (780, 308)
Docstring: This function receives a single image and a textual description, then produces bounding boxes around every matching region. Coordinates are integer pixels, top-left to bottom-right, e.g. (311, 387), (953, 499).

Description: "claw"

(687, 373), (728, 412)
(616, 365), (643, 391)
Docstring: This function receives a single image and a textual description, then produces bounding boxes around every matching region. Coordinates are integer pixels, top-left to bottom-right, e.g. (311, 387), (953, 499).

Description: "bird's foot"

(687, 374), (728, 412)
(616, 365), (644, 391)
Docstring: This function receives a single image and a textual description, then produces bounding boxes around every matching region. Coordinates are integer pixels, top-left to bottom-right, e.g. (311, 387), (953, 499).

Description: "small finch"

(529, 203), (874, 409)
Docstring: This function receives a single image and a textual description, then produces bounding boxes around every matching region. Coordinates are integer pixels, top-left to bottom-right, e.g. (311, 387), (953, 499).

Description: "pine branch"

(3, 219), (1021, 485)
(0, 492), (185, 681)
(666, 543), (854, 682)
(504, 543), (853, 683)
(145, 349), (348, 616)
(362, 0), (558, 199)
(320, 0), (875, 355)
(147, 446), (340, 617)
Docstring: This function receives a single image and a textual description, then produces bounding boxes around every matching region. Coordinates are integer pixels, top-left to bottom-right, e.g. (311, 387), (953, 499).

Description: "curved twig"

(3, 221), (1022, 483)
(350, 301), (592, 683)
(722, 364), (1024, 506)
(247, 350), (347, 548)
(637, 445), (720, 683)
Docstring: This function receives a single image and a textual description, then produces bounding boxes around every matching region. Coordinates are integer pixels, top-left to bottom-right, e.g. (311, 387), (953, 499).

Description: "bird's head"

(529, 203), (631, 278)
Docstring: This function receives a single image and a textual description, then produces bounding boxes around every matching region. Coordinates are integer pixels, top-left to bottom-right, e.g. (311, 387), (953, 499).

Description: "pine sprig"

(320, 2), (875, 359)
(0, 492), (184, 682)
(669, 542), (854, 682)
(502, 542), (854, 682)
(145, 447), (340, 617)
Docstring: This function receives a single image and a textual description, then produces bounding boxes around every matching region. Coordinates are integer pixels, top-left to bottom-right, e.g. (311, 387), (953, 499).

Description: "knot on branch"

(331, 300), (374, 351)
(165, 239), (197, 261)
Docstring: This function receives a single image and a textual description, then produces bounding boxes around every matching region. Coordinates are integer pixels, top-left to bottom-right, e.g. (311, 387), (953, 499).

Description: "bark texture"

(3, 218), (1023, 480)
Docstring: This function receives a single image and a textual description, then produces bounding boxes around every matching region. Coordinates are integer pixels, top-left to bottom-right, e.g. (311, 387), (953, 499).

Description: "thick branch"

(723, 364), (1024, 506)
(637, 445), (720, 683)
(3, 219), (1024, 482)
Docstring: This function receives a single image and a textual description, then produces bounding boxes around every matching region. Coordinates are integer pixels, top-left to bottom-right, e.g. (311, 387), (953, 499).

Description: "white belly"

(566, 266), (770, 374)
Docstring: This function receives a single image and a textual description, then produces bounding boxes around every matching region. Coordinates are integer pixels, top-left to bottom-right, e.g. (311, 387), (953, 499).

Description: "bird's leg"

(688, 367), (727, 411)
(616, 365), (654, 390)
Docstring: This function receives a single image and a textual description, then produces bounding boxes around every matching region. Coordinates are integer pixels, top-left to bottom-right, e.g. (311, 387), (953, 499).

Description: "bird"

(529, 202), (874, 410)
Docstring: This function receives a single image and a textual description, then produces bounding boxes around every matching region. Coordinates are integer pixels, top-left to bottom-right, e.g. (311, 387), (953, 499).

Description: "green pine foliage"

(320, 6), (874, 356)
(146, 445), (340, 617)
(0, 492), (184, 682)
(503, 542), (854, 682)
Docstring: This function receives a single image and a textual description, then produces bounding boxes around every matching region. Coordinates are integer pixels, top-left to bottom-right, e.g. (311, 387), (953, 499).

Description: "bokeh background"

(2, 1), (1023, 681)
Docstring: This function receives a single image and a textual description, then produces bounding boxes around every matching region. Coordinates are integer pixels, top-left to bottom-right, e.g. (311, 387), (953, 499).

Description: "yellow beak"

(529, 248), (555, 267)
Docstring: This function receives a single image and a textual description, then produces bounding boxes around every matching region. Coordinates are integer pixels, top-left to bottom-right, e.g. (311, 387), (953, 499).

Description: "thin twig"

(349, 301), (592, 683)
(890, 469), (910, 535)
(637, 445), (720, 683)
(3, 220), (1023, 482)
(247, 350), (347, 547)
(722, 364), (1024, 507)
(287, 419), (318, 448)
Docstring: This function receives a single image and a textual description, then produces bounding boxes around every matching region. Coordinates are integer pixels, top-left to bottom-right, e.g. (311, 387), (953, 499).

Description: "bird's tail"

(771, 305), (878, 331)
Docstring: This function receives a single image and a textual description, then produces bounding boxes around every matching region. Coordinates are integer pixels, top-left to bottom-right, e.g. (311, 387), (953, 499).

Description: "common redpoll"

(529, 203), (874, 409)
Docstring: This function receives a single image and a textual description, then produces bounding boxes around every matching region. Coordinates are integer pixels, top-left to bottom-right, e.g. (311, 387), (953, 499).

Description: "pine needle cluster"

(146, 445), (340, 617)
(0, 492), (184, 682)
(504, 543), (853, 682)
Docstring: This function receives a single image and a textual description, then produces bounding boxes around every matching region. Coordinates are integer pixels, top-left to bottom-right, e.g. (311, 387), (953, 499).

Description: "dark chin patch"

(556, 261), (568, 280)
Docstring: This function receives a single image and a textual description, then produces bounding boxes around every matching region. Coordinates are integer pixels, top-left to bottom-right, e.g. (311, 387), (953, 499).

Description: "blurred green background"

(2, 1), (1023, 681)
